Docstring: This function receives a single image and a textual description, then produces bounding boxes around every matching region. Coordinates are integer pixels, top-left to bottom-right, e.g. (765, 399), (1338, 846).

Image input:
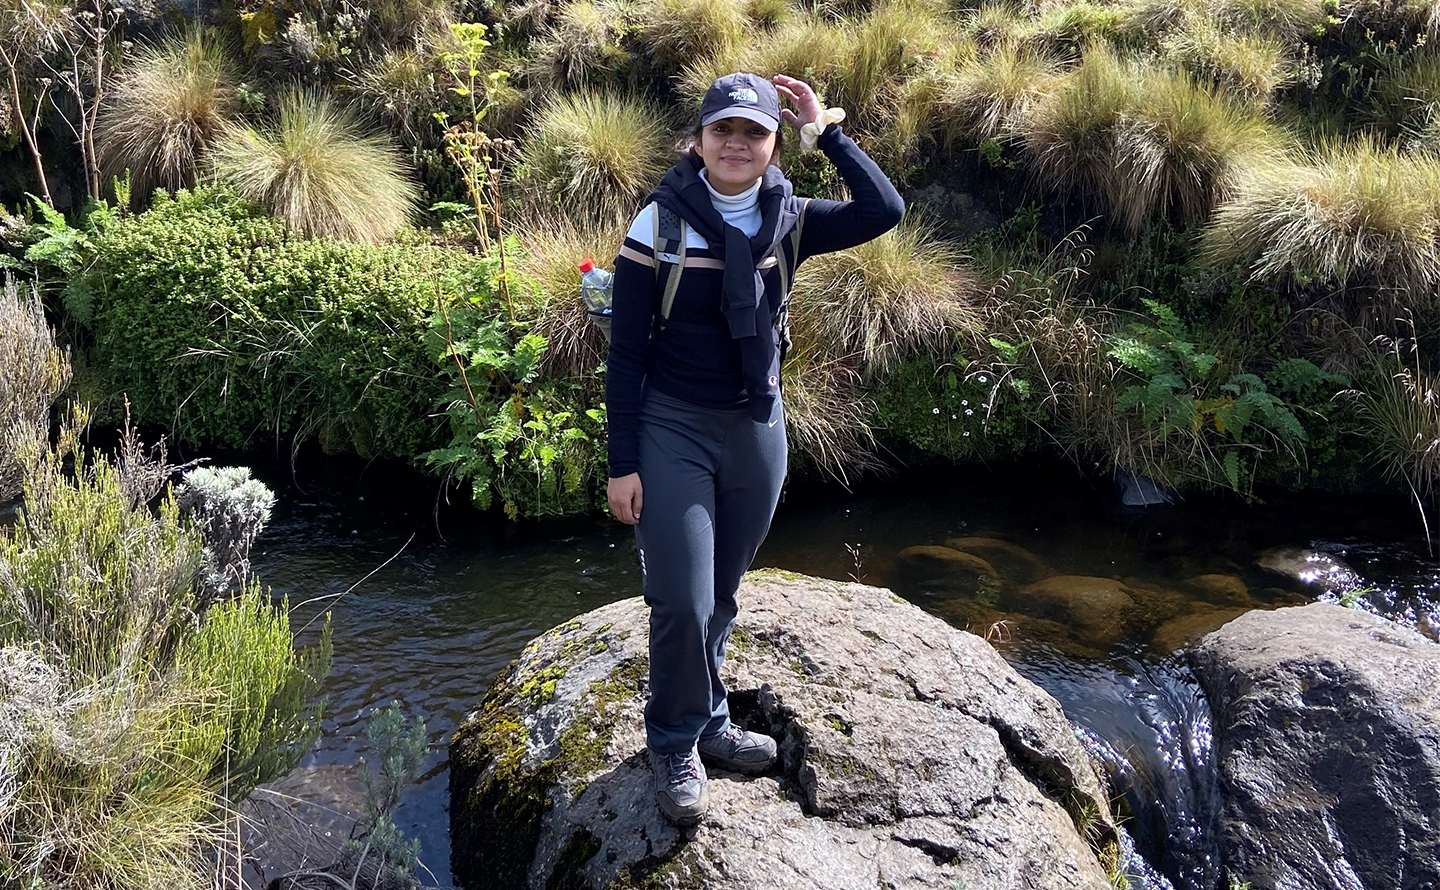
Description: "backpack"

(649, 199), (809, 363)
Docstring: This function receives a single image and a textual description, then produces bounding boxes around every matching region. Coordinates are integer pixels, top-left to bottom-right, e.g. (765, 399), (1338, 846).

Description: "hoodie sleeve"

(604, 204), (658, 478)
(796, 124), (906, 262)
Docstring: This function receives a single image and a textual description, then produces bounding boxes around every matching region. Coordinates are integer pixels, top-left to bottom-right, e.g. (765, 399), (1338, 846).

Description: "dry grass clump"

(1022, 46), (1138, 200)
(636, 0), (752, 74)
(966, 1), (1027, 48)
(1211, 0), (1327, 38)
(1344, 0), (1440, 36)
(946, 41), (1065, 143)
(791, 217), (983, 377)
(834, 0), (952, 113)
(531, 0), (635, 91)
(778, 338), (882, 482)
(210, 89), (420, 242)
(0, 277), (68, 503)
(1110, 67), (1280, 232)
(97, 31), (238, 200)
(1019, 0), (1148, 54)
(520, 91), (674, 224)
(1203, 137), (1440, 291)
(1161, 17), (1294, 99)
(346, 45), (452, 142)
(514, 213), (629, 377)
(1353, 340), (1440, 505)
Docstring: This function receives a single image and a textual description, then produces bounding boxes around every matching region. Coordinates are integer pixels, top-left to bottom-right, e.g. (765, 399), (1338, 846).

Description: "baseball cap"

(699, 72), (781, 132)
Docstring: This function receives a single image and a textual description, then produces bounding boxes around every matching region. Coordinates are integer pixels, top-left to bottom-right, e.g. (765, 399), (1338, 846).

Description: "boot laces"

(665, 750), (700, 783)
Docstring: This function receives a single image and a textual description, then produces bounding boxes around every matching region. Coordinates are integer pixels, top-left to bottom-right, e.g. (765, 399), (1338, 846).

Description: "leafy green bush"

(79, 187), (483, 458)
(424, 286), (608, 519)
(874, 356), (1044, 461)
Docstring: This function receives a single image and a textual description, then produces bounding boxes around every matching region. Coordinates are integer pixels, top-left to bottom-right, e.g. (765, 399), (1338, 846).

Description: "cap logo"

(728, 88), (759, 104)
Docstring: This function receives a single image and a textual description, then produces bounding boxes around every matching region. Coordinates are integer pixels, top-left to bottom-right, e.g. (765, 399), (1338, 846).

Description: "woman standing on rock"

(605, 72), (904, 824)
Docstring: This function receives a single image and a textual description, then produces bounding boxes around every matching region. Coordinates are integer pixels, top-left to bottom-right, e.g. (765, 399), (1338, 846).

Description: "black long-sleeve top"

(604, 123), (905, 478)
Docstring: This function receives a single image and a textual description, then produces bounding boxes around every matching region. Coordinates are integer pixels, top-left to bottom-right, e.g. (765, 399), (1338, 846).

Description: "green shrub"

(0, 442), (329, 890)
(874, 356), (1044, 461)
(79, 187), (482, 458)
(1352, 340), (1440, 501)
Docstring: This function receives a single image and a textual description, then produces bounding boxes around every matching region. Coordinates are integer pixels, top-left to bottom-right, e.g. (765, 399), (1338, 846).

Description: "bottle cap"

(578, 257), (595, 273)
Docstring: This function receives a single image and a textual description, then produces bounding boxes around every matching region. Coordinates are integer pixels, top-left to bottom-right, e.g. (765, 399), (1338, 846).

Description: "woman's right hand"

(608, 473), (644, 525)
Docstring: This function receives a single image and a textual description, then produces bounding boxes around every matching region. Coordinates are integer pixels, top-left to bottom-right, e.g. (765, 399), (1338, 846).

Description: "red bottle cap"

(578, 257), (595, 273)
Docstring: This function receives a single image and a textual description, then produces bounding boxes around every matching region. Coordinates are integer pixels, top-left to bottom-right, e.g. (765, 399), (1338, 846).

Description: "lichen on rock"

(450, 572), (1119, 890)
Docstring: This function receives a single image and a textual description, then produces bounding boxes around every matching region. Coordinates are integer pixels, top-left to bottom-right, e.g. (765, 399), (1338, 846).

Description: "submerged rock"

(1149, 608), (1248, 654)
(943, 536), (1049, 586)
(449, 571), (1119, 890)
(1254, 547), (1361, 591)
(1191, 604), (1440, 890)
(1180, 574), (1254, 608)
(895, 544), (999, 593)
(1013, 576), (1137, 646)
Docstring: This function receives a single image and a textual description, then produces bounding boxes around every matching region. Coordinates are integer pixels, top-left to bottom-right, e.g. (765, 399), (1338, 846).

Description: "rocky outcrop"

(449, 571), (1120, 890)
(1191, 604), (1440, 890)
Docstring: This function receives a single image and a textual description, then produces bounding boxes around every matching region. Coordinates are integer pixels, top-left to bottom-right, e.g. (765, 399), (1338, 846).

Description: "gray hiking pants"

(635, 387), (787, 755)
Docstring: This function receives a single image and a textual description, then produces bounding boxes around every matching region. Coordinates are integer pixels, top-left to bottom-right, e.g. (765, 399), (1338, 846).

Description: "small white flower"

(951, 414), (957, 420)
(978, 375), (989, 384)
(932, 407), (940, 414)
(963, 431), (971, 437)
(961, 399), (969, 406)
(965, 409), (973, 416)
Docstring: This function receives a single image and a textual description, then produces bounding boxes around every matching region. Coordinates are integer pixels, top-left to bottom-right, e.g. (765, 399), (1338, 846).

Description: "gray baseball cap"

(699, 72), (781, 132)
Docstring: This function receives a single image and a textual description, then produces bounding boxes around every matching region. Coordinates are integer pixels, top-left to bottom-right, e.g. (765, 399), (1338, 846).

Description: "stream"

(243, 453), (1440, 890)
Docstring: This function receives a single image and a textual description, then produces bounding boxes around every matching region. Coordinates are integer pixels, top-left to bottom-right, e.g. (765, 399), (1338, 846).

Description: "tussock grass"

(520, 91), (674, 223)
(0, 277), (68, 503)
(636, 0), (752, 74)
(1344, 0), (1440, 35)
(1366, 51), (1440, 136)
(1204, 137), (1440, 291)
(532, 0), (635, 90)
(97, 31), (238, 200)
(834, 0), (952, 114)
(1022, 46), (1138, 201)
(1162, 17), (1294, 99)
(347, 46), (451, 141)
(946, 42), (1065, 143)
(1354, 342), (1440, 505)
(514, 213), (628, 377)
(791, 217), (983, 377)
(1020, 0), (1147, 53)
(1111, 67), (1280, 232)
(210, 89), (420, 242)
(779, 339), (881, 482)
(1212, 0), (1326, 38)
(966, 1), (1026, 48)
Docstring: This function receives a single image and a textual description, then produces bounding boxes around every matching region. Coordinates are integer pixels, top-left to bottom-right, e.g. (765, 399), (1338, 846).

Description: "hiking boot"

(698, 723), (778, 775)
(649, 746), (709, 825)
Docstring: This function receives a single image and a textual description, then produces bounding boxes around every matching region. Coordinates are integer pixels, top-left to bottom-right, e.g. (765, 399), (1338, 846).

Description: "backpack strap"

(652, 205), (686, 330)
(777, 198), (808, 303)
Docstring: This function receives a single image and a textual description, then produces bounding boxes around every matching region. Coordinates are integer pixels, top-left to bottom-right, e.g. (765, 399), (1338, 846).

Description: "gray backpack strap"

(777, 198), (808, 303)
(652, 205), (686, 329)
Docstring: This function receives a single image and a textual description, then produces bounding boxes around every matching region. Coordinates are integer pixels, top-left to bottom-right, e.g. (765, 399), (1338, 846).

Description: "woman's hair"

(680, 119), (784, 168)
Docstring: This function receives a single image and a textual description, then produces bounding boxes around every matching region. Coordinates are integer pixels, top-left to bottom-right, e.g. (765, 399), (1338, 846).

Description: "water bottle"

(578, 257), (615, 343)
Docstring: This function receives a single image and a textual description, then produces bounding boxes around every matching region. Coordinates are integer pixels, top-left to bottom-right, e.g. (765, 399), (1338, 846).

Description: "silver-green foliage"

(176, 465), (277, 595)
(0, 443), (330, 890)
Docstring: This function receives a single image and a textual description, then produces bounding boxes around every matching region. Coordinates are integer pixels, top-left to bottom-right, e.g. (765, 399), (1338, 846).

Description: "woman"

(605, 71), (904, 825)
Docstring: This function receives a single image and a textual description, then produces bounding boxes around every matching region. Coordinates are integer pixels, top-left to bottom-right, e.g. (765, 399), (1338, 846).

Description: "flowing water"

(244, 453), (1440, 890)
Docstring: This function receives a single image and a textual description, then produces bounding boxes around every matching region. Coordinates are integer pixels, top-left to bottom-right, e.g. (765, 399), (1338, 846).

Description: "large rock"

(1012, 576), (1137, 646)
(450, 571), (1119, 890)
(1191, 604), (1440, 890)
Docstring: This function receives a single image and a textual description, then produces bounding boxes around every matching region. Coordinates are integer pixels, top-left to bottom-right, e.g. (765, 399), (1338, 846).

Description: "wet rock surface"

(1191, 604), (1440, 890)
(449, 571), (1118, 890)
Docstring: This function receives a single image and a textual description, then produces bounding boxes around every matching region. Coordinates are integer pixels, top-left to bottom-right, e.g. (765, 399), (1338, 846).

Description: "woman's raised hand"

(772, 74), (823, 130)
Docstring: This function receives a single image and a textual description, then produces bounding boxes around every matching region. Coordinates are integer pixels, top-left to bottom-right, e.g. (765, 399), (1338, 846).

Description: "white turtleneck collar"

(699, 168), (763, 237)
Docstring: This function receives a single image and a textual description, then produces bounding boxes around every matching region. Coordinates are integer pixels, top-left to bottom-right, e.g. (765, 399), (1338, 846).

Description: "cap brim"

(700, 106), (779, 131)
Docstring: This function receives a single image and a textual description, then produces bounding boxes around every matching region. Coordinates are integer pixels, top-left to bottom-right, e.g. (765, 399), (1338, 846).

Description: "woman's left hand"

(773, 74), (823, 130)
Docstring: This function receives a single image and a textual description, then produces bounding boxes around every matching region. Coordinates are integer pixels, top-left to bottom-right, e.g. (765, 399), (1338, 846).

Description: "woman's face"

(695, 116), (777, 195)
